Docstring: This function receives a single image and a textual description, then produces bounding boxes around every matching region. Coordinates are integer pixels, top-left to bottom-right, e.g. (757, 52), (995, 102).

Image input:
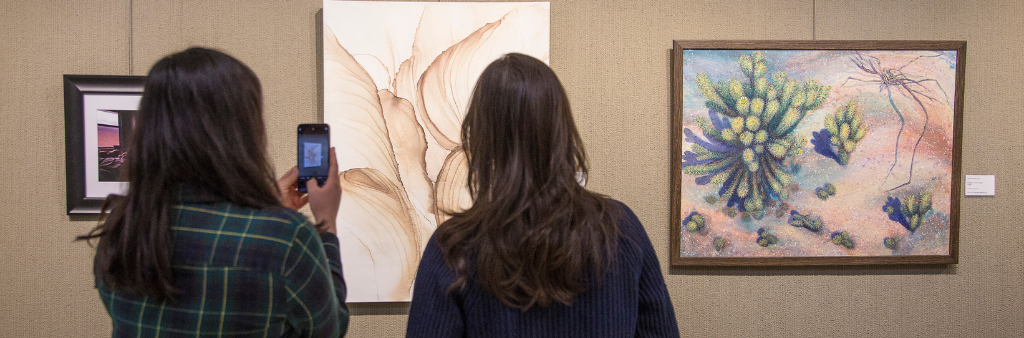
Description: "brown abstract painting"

(323, 1), (550, 302)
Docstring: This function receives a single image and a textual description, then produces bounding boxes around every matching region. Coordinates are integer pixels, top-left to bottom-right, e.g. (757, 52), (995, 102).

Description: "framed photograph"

(64, 75), (146, 215)
(670, 41), (964, 266)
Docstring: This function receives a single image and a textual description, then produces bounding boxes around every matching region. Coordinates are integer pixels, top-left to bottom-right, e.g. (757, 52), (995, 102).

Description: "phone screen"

(297, 124), (330, 193)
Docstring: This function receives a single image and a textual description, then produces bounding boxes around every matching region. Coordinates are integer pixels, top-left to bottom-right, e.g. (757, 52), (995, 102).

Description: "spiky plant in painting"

(831, 230), (854, 249)
(788, 210), (824, 232)
(883, 191), (933, 232)
(883, 235), (900, 250)
(713, 237), (728, 252)
(683, 51), (831, 214)
(756, 227), (779, 247)
(682, 211), (706, 232)
(812, 99), (868, 165)
(814, 182), (837, 200)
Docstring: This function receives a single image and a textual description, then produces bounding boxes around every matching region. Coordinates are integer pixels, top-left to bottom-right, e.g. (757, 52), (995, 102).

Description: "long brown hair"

(77, 47), (281, 300)
(434, 53), (621, 311)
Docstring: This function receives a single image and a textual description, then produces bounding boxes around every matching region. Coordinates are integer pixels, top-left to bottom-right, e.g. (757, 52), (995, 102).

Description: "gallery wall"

(1, 0), (1021, 336)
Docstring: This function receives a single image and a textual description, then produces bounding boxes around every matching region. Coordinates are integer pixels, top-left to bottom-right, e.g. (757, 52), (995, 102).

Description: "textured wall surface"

(1, 0), (1021, 336)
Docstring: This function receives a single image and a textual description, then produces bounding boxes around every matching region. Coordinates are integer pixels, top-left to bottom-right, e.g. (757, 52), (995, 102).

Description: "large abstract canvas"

(323, 1), (549, 301)
(670, 41), (964, 266)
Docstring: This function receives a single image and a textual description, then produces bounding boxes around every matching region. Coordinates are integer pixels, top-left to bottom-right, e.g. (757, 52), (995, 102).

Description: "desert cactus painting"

(671, 41), (963, 265)
(323, 1), (549, 301)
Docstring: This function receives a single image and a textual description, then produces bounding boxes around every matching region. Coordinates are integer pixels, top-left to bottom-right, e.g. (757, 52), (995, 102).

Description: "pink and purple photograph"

(96, 109), (134, 182)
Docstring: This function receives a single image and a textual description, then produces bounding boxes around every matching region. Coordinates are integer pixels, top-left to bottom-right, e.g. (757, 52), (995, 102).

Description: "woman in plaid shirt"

(79, 47), (348, 337)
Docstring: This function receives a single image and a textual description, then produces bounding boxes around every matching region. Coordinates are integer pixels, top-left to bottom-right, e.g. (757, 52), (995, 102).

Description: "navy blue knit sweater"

(406, 201), (679, 337)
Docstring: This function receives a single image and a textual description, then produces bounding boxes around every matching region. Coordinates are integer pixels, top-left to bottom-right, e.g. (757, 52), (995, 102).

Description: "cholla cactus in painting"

(682, 211), (706, 232)
(756, 227), (780, 247)
(831, 230), (855, 249)
(812, 100), (868, 165)
(788, 210), (824, 232)
(883, 191), (933, 232)
(683, 51), (831, 214)
(815, 182), (837, 200)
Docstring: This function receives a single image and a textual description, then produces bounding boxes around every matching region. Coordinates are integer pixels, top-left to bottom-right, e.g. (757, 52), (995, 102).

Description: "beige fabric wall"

(1, 0), (1021, 336)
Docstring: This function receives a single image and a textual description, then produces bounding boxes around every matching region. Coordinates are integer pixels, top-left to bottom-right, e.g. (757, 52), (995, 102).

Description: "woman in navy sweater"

(406, 53), (679, 337)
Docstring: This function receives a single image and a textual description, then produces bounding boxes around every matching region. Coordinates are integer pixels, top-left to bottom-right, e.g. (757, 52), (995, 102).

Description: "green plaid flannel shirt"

(97, 187), (349, 337)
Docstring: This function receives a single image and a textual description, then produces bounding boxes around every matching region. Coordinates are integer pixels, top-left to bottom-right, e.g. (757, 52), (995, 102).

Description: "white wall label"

(965, 175), (995, 196)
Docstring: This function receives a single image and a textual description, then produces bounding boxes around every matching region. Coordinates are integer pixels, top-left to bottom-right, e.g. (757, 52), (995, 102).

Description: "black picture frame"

(64, 75), (146, 215)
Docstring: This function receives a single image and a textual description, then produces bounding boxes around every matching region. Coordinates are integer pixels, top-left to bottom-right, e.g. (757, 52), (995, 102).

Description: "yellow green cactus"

(683, 51), (830, 214)
(756, 227), (779, 247)
(814, 100), (868, 165)
(815, 183), (837, 200)
(883, 235), (900, 250)
(682, 211), (706, 232)
(830, 231), (854, 249)
(898, 191), (932, 232)
(713, 237), (728, 252)
(788, 210), (824, 232)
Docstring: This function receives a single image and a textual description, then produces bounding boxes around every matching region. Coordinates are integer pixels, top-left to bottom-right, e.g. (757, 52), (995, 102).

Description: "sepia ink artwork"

(670, 41), (964, 266)
(304, 142), (323, 168)
(323, 1), (549, 301)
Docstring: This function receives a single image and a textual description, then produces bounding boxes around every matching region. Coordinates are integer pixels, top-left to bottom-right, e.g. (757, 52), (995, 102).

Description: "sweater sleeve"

(281, 220), (348, 337)
(406, 237), (465, 338)
(621, 204), (681, 338)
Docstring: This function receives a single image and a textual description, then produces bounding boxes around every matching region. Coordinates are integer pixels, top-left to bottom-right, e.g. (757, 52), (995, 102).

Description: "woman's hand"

(307, 147), (342, 235)
(277, 166), (309, 211)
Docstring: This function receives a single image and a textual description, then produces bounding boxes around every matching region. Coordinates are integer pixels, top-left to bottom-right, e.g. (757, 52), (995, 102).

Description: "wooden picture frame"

(670, 41), (964, 266)
(64, 75), (146, 215)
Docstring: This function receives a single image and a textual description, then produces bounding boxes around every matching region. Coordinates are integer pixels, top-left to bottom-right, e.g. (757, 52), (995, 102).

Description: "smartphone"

(297, 123), (330, 193)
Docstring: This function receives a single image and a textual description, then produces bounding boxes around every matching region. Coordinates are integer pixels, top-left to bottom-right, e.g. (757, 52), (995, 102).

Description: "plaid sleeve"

(281, 219), (346, 337)
(320, 232), (349, 335)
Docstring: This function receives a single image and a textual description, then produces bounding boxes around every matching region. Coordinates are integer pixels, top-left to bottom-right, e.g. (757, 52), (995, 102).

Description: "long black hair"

(78, 47), (281, 300)
(435, 53), (621, 311)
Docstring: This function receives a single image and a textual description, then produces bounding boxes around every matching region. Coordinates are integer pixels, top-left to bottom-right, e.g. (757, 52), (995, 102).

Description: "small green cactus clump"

(883, 191), (933, 232)
(883, 236), (900, 250)
(830, 231), (854, 249)
(713, 237), (728, 252)
(723, 207), (738, 218)
(682, 212), (706, 232)
(788, 210), (824, 232)
(823, 100), (868, 165)
(704, 195), (718, 204)
(756, 227), (779, 247)
(774, 202), (790, 218)
(815, 183), (837, 200)
(901, 191), (933, 232)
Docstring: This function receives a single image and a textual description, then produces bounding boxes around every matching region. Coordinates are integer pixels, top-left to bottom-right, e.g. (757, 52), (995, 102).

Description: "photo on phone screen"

(297, 124), (330, 193)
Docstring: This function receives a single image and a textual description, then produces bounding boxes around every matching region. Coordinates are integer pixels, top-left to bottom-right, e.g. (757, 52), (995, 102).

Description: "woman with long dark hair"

(78, 47), (348, 337)
(406, 53), (679, 337)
